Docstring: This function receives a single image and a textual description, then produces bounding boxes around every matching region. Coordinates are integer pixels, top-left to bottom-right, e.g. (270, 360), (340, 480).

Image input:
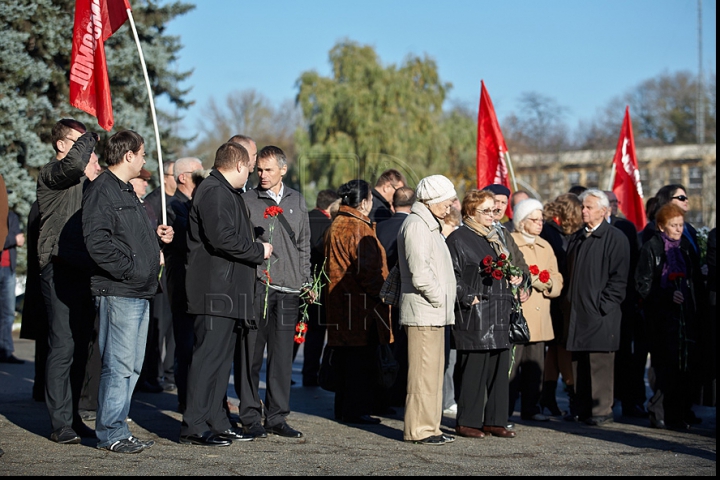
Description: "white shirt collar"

(265, 183), (284, 204)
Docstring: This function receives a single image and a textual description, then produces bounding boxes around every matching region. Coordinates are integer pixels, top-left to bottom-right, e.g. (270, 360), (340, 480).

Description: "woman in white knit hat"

(397, 175), (457, 445)
(508, 198), (563, 423)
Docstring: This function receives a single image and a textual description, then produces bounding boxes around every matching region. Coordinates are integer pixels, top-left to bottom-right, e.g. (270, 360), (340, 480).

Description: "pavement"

(0, 330), (716, 476)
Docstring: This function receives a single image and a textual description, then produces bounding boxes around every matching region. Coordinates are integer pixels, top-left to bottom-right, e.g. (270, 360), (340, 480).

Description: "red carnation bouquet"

(262, 205), (284, 319)
(482, 253), (523, 295)
(295, 260), (329, 344)
(529, 264), (551, 285)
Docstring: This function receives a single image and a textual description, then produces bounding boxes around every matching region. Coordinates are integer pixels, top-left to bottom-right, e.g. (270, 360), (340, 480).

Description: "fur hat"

(416, 175), (457, 205)
(513, 198), (544, 232)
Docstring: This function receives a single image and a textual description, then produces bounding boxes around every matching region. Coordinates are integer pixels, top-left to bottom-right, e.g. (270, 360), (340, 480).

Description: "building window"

(586, 171), (599, 188)
(669, 166), (683, 185)
(688, 166), (703, 195)
(567, 171), (581, 188)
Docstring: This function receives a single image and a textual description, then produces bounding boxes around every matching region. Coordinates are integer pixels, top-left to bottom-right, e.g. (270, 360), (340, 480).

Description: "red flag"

(477, 80), (513, 218)
(69, 0), (131, 131)
(612, 106), (646, 230)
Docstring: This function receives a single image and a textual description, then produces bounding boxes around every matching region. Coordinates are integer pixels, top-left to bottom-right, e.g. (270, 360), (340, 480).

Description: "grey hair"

(174, 157), (203, 183)
(579, 188), (610, 209)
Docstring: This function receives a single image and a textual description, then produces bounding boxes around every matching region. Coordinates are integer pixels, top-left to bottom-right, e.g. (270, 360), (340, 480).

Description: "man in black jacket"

(563, 189), (630, 426)
(37, 119), (101, 444)
(369, 169), (406, 224)
(180, 141), (271, 447)
(83, 130), (174, 454)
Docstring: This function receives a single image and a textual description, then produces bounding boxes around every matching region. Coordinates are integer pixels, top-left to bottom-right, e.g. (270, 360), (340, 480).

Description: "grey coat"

(242, 185), (312, 290)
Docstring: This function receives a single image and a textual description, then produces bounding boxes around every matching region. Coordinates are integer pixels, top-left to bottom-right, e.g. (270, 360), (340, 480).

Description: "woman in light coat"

(398, 175), (457, 446)
(508, 199), (563, 422)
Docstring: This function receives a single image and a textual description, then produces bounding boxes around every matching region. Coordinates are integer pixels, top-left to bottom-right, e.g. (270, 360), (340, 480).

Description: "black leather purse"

(508, 293), (531, 344)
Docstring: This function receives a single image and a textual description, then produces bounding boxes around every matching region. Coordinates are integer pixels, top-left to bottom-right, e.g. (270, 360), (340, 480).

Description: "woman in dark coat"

(635, 204), (703, 430)
(446, 190), (527, 439)
(324, 180), (391, 425)
(538, 193), (582, 417)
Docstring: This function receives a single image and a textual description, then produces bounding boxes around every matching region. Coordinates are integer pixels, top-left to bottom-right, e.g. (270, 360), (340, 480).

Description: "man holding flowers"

(238, 146), (312, 439)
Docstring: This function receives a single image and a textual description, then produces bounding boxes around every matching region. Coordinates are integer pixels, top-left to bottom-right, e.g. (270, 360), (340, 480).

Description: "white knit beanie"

(513, 198), (544, 232)
(416, 175), (457, 205)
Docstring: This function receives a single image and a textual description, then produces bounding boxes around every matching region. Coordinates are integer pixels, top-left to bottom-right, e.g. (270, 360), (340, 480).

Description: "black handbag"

(376, 344), (399, 389)
(508, 294), (531, 344)
(318, 346), (342, 392)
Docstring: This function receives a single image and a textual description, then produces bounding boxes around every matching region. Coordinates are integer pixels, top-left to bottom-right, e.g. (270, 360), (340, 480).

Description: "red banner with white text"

(612, 106), (646, 230)
(69, 0), (131, 131)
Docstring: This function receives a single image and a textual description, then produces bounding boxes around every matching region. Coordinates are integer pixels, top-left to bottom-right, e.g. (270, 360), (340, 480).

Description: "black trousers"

(236, 285), (299, 428)
(647, 366), (694, 424)
(508, 342), (545, 417)
(454, 349), (510, 429)
(572, 351), (615, 418)
(614, 306), (649, 409)
(78, 312), (101, 412)
(333, 345), (376, 420)
(180, 315), (236, 436)
(40, 261), (95, 431)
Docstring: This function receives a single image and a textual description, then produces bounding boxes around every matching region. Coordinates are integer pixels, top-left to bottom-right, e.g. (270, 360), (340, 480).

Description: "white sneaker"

(443, 404), (457, 415)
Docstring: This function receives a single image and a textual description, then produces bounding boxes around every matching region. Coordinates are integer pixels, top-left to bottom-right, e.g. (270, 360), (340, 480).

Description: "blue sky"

(161, 0), (716, 142)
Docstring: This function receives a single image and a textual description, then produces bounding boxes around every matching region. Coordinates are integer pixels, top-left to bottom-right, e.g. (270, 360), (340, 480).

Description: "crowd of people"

(0, 118), (715, 454)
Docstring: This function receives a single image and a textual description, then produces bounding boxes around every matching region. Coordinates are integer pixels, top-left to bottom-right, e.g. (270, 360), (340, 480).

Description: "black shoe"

(666, 420), (691, 431)
(216, 428), (254, 442)
(50, 426), (81, 444)
(649, 416), (667, 429)
(162, 382), (177, 392)
(0, 355), (24, 364)
(521, 413), (549, 422)
(563, 413), (580, 422)
(585, 415), (614, 426)
(136, 380), (163, 394)
(411, 435), (446, 445)
(622, 404), (649, 418)
(506, 423), (516, 430)
(129, 436), (155, 448)
(179, 432), (232, 446)
(79, 410), (96, 422)
(685, 411), (702, 425)
(265, 422), (303, 438)
(72, 422), (96, 438)
(343, 415), (381, 425)
(100, 438), (144, 454)
(243, 423), (267, 439)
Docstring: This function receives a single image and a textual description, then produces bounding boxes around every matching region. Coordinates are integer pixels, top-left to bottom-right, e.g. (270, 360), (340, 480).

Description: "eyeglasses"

(64, 136), (77, 143)
(526, 217), (544, 224)
(672, 195), (689, 202)
(476, 208), (501, 216)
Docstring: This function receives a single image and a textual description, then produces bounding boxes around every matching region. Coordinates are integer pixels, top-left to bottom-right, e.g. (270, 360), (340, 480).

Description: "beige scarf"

(463, 216), (510, 258)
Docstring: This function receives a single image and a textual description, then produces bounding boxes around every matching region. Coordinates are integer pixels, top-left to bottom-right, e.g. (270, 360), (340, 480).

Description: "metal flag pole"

(505, 151), (518, 192)
(607, 162), (617, 191)
(125, 7), (167, 225)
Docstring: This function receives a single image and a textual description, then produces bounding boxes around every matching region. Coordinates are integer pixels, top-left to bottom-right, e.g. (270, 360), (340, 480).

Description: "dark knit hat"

(482, 184), (511, 197)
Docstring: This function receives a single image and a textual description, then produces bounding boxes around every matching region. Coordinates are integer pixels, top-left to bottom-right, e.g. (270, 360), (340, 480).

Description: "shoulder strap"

(260, 196), (297, 249)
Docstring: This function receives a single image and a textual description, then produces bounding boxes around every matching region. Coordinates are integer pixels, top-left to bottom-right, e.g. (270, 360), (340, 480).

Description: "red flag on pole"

(611, 106), (646, 230)
(477, 80), (513, 218)
(69, 0), (131, 131)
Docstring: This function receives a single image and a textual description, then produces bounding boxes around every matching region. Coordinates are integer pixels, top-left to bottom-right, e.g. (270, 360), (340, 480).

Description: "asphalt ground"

(0, 330), (716, 476)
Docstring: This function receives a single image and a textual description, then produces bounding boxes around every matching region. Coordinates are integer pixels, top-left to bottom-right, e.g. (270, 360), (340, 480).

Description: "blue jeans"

(0, 266), (15, 357)
(95, 296), (149, 447)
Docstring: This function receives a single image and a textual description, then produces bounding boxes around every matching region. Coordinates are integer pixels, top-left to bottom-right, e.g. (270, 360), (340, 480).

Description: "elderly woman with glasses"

(445, 190), (529, 439)
(507, 199), (563, 423)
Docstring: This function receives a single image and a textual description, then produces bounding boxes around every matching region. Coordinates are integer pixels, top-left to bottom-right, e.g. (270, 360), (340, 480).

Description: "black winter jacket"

(563, 221), (630, 352)
(185, 169), (265, 321)
(446, 225), (528, 351)
(82, 169), (161, 299)
(36, 132), (97, 270)
(635, 232), (703, 368)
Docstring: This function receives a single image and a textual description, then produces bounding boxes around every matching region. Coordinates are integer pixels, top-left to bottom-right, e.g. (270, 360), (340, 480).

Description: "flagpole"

(607, 162), (617, 191)
(126, 8), (167, 225)
(505, 151), (518, 192)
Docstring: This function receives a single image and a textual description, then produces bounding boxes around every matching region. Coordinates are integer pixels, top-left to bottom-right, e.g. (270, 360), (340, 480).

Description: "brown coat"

(324, 205), (391, 347)
(511, 233), (563, 342)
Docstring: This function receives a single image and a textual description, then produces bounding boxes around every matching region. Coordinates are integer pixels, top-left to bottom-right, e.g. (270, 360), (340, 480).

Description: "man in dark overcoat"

(563, 189), (630, 426)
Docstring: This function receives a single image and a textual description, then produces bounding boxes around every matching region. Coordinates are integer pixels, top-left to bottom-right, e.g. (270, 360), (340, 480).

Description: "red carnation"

(296, 322), (308, 333)
(499, 253), (507, 260)
(484, 266), (493, 274)
(496, 260), (504, 267)
(294, 334), (306, 344)
(668, 272), (686, 282)
(539, 270), (550, 283)
(483, 255), (493, 266)
(529, 265), (540, 276)
(264, 206), (284, 219)
(492, 269), (504, 280)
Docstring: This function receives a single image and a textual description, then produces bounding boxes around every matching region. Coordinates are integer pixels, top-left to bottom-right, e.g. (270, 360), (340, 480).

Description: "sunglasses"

(476, 208), (502, 216)
(672, 195), (689, 202)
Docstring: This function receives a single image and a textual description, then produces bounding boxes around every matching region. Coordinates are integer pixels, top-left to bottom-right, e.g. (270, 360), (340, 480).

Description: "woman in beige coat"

(508, 199), (563, 422)
(397, 175), (457, 445)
